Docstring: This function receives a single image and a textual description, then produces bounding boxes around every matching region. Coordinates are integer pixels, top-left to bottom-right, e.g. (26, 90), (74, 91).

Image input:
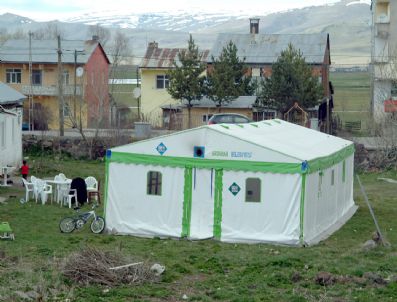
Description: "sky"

(0, 0), (370, 22)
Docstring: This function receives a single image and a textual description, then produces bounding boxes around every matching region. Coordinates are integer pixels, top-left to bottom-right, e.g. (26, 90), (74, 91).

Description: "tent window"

(245, 178), (261, 202)
(331, 170), (335, 186)
(147, 171), (162, 196)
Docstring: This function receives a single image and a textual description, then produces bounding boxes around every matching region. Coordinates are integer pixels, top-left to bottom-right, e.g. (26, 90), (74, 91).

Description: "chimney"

(148, 41), (158, 49)
(249, 18), (260, 34)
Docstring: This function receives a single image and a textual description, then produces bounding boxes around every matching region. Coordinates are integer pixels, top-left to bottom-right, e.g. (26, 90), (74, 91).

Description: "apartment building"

(0, 37), (110, 130)
(371, 0), (397, 118)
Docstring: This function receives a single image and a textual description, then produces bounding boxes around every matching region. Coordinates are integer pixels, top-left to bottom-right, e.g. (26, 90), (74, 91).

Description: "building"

(140, 42), (209, 127)
(0, 38), (110, 130)
(207, 19), (332, 114)
(0, 81), (26, 169)
(371, 0), (397, 118)
(161, 96), (259, 129)
(109, 65), (140, 128)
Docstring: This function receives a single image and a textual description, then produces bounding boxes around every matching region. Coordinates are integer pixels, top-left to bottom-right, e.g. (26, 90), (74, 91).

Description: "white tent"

(105, 119), (357, 246)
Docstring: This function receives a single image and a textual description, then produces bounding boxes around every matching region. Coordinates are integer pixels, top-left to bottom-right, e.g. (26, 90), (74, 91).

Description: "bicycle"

(59, 203), (105, 234)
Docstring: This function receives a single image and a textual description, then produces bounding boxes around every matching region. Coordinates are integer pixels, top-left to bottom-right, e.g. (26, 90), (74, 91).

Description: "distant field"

(330, 71), (371, 133)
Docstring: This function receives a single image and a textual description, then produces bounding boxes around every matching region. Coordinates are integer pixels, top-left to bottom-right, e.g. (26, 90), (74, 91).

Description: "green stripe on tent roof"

(307, 144), (354, 173)
(109, 144), (354, 175)
(110, 152), (302, 174)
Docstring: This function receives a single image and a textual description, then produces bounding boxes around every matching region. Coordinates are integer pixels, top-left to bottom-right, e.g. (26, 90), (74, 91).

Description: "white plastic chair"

(35, 179), (52, 205)
(22, 178), (34, 202)
(30, 176), (40, 203)
(58, 183), (71, 206)
(85, 176), (99, 203)
(59, 173), (67, 181)
(63, 189), (78, 208)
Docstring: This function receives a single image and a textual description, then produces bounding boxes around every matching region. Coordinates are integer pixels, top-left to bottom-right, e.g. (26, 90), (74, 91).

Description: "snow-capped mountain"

(0, 0), (371, 64)
(65, 10), (252, 32)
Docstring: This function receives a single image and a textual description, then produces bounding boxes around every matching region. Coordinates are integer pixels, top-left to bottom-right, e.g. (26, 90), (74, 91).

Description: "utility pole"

(57, 35), (64, 136)
(74, 49), (77, 121)
(326, 97), (330, 134)
(28, 31), (34, 131)
(136, 67), (141, 119)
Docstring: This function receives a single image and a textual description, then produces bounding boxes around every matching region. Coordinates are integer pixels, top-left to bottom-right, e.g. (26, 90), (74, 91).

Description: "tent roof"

(208, 119), (351, 161)
(113, 119), (352, 163)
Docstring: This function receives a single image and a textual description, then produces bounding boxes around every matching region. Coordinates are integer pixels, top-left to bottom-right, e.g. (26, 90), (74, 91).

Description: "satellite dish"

(76, 67), (84, 77)
(133, 87), (141, 98)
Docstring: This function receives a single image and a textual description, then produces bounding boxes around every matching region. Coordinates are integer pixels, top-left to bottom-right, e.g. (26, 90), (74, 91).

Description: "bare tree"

(65, 66), (109, 159)
(108, 30), (135, 127)
(88, 24), (111, 47)
(33, 22), (64, 40)
(10, 28), (26, 39)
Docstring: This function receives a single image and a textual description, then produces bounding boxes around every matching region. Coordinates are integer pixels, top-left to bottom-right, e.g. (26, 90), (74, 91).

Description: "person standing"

(21, 160), (29, 180)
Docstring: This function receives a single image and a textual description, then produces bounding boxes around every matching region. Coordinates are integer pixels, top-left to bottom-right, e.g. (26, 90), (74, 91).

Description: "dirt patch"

(314, 271), (390, 287)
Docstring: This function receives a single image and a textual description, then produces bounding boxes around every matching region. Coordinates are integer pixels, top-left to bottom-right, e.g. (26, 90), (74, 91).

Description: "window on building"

(147, 171), (162, 196)
(63, 71), (70, 86)
(156, 75), (169, 89)
(202, 114), (213, 123)
(63, 103), (71, 117)
(391, 81), (397, 98)
(6, 69), (21, 84)
(0, 121), (5, 148)
(32, 70), (42, 85)
(245, 178), (261, 202)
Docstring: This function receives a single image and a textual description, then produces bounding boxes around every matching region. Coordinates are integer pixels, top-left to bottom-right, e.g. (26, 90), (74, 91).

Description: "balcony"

(21, 85), (82, 96)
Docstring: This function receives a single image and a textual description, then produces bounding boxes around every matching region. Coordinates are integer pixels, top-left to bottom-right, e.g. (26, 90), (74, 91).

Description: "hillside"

(0, 0), (371, 65)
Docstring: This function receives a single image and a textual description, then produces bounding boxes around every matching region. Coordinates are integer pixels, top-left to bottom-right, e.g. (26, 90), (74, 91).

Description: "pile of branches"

(61, 246), (158, 286)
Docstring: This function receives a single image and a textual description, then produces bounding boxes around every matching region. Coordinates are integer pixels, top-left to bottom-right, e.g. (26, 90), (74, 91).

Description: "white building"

(371, 0), (397, 119)
(0, 82), (26, 169)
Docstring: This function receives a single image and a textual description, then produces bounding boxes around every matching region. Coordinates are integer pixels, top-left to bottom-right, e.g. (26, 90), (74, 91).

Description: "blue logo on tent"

(229, 182), (241, 196)
(301, 161), (309, 173)
(156, 143), (167, 155)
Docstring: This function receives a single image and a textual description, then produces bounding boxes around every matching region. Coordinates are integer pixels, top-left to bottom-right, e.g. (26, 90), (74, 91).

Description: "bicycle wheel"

(59, 217), (76, 233)
(90, 216), (105, 234)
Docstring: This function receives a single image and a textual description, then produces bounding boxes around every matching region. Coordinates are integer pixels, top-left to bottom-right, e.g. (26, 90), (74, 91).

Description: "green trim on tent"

(103, 156), (110, 218)
(109, 152), (302, 174)
(182, 167), (193, 238)
(308, 144), (354, 173)
(299, 173), (307, 245)
(213, 169), (223, 239)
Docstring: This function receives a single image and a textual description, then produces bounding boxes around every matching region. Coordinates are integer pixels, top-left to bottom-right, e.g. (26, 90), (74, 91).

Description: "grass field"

(330, 71), (371, 133)
(1, 156), (397, 301)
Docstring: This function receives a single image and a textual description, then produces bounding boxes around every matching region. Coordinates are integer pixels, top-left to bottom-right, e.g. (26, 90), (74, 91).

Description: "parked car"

(208, 113), (252, 125)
